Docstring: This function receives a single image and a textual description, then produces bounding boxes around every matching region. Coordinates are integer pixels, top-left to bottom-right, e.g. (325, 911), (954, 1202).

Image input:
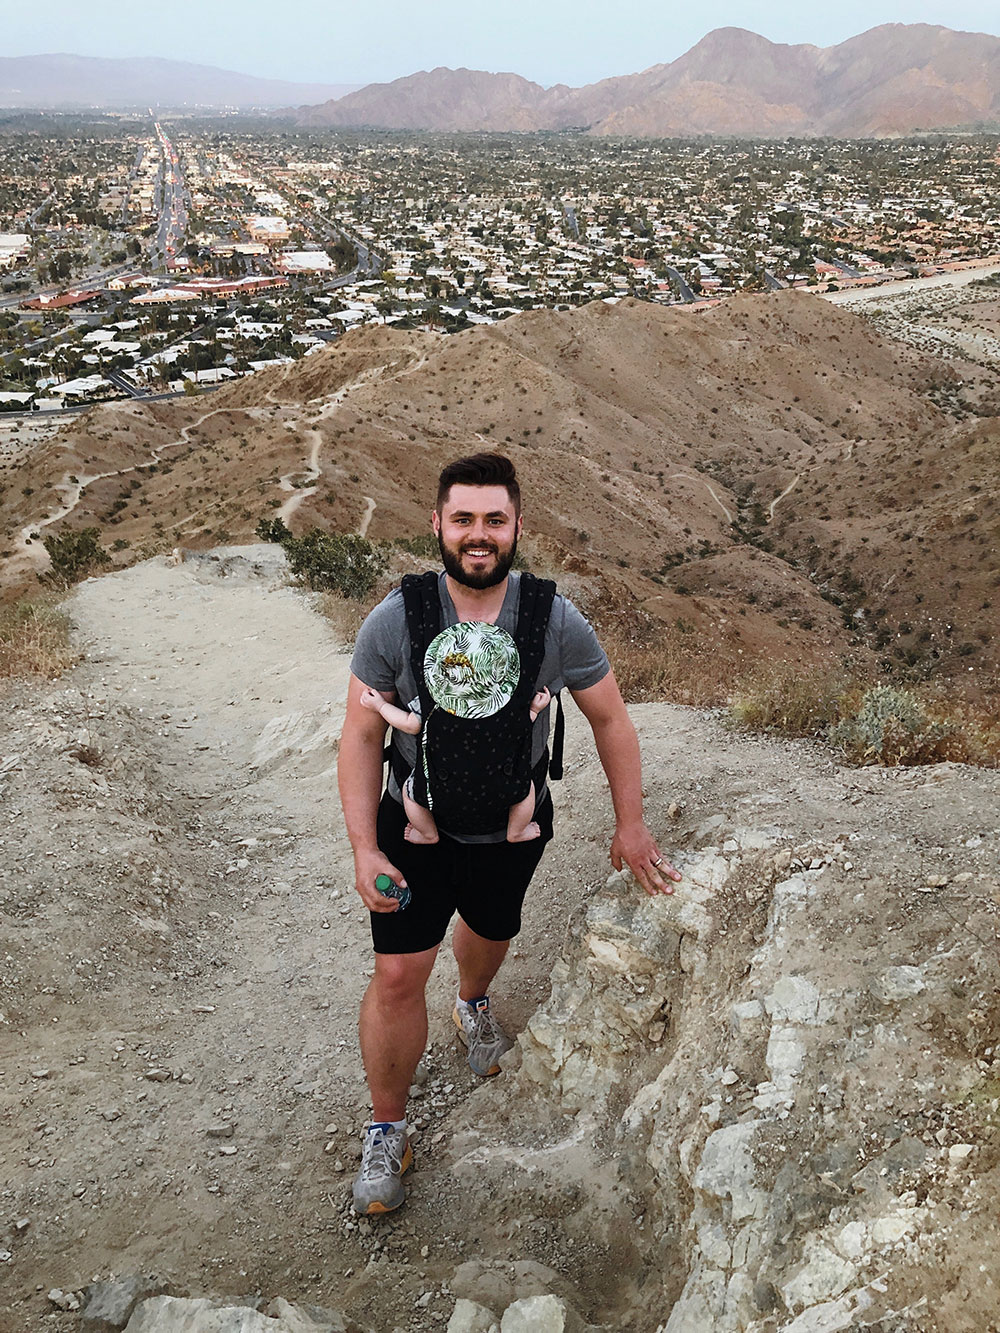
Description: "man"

(338, 452), (680, 1215)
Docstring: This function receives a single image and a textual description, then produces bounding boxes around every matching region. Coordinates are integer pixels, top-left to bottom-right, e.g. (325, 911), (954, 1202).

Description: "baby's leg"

(529, 686), (551, 723)
(506, 781), (541, 843)
(402, 777), (439, 845)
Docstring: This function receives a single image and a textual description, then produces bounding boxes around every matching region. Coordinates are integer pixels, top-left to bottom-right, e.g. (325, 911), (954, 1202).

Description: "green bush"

(282, 530), (388, 599)
(828, 684), (957, 766)
(40, 527), (111, 588)
(394, 533), (439, 559)
(256, 515), (292, 544)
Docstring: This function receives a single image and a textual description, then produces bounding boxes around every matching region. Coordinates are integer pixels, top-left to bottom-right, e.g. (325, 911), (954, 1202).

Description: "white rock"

(833, 1220), (868, 1261)
(870, 1209), (922, 1246)
(869, 966), (926, 1005)
(124, 1296), (303, 1331)
(448, 1298), (501, 1333)
(693, 1122), (766, 1221)
(780, 1242), (858, 1312)
(664, 1264), (726, 1331)
(765, 975), (829, 1025)
(948, 1143), (975, 1163)
(779, 1288), (873, 1332)
(730, 1000), (764, 1035)
(697, 1219), (732, 1269)
(500, 1295), (570, 1332)
(264, 1297), (350, 1332)
(766, 1027), (807, 1085)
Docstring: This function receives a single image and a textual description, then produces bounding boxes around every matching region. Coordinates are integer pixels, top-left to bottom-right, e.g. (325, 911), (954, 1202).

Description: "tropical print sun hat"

(422, 621), (521, 718)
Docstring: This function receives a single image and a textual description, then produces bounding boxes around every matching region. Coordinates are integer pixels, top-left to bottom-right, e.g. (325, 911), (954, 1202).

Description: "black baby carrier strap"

(391, 571), (564, 836)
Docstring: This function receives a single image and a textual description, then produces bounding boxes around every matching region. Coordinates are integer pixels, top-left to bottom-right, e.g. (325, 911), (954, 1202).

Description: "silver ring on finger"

(652, 856), (663, 868)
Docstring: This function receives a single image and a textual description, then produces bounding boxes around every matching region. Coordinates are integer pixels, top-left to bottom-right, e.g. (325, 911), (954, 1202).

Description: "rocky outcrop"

(445, 795), (1000, 1330)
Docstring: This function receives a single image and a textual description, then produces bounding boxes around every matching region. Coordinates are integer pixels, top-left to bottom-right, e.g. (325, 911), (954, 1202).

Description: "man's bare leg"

(360, 945), (438, 1121)
(453, 917), (509, 1002)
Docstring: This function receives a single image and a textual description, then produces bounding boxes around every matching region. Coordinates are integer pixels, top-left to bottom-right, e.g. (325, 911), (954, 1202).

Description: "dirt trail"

(669, 471), (734, 524)
(768, 472), (800, 520)
(0, 546), (611, 1331)
(276, 427), (323, 526)
(357, 496), (376, 538)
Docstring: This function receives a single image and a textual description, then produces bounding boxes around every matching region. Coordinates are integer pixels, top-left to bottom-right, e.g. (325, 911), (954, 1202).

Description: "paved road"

(104, 369), (147, 399)
(664, 266), (696, 303)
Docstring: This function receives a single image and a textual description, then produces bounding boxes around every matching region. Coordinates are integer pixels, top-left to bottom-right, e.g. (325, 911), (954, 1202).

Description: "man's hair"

(436, 453), (520, 517)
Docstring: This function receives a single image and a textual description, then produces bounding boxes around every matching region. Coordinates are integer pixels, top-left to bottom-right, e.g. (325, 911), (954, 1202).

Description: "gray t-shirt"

(350, 570), (610, 842)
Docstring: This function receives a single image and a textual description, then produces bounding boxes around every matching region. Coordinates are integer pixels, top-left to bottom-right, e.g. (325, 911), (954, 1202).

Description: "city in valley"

(1, 116), (999, 413)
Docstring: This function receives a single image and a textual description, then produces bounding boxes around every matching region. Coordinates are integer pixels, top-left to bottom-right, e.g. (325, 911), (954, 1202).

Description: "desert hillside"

(297, 24), (1000, 137)
(3, 292), (997, 697)
(1, 549), (999, 1332)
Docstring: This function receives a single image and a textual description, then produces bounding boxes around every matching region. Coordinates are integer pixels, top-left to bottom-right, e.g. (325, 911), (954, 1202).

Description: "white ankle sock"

(369, 1117), (407, 1134)
(457, 993), (487, 1013)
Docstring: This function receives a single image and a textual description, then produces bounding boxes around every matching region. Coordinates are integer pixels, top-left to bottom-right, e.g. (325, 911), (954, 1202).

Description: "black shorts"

(370, 791), (554, 955)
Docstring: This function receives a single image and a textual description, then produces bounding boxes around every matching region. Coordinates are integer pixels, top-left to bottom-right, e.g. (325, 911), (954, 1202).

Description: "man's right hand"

(354, 848), (408, 912)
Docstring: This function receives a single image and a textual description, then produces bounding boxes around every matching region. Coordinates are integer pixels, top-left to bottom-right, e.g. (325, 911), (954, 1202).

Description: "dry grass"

(0, 597), (76, 684)
(316, 590), (377, 648)
(729, 663), (860, 738)
(730, 664), (1000, 768)
(594, 607), (738, 706)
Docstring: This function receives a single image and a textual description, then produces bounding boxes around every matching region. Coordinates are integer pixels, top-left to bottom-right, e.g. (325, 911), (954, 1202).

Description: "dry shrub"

(0, 598), (76, 683)
(317, 590), (374, 647)
(316, 563), (405, 648)
(829, 684), (960, 765)
(731, 669), (1000, 768)
(593, 607), (735, 705)
(729, 663), (858, 739)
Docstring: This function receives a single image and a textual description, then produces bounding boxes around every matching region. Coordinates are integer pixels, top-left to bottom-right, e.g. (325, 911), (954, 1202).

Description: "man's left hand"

(611, 821), (681, 897)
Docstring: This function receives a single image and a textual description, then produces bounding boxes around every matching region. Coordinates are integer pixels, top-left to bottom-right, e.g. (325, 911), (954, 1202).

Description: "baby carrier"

(387, 571), (564, 837)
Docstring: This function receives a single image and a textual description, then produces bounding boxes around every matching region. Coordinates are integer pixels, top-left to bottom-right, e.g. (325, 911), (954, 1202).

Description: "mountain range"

(297, 23), (1000, 137)
(0, 54), (357, 110)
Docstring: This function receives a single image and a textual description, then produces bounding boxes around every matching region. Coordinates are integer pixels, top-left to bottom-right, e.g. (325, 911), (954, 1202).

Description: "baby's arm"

(360, 687), (421, 735)
(529, 685), (552, 723)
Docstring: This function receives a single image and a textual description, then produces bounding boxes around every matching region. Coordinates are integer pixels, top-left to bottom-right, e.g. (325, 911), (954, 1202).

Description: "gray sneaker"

(352, 1124), (413, 1215)
(453, 997), (513, 1076)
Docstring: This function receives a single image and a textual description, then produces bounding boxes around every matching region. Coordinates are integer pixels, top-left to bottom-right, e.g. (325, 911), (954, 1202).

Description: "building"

(277, 251), (335, 273)
(247, 216), (291, 246)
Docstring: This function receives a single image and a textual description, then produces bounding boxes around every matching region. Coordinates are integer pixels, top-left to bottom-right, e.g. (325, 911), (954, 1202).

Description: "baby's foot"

(404, 824), (439, 845)
(507, 822), (541, 843)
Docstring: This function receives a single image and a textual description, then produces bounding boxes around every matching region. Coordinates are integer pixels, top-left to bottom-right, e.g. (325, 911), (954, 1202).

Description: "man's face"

(433, 483), (522, 590)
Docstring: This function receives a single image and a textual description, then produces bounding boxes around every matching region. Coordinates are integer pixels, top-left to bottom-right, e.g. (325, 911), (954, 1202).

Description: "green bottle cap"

(374, 874), (394, 891)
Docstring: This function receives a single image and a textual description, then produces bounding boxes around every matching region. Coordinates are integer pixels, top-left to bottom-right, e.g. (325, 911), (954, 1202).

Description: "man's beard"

(439, 532), (518, 590)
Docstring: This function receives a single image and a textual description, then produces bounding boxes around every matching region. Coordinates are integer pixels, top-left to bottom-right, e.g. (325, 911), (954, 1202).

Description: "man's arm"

(339, 672), (407, 912)
(570, 671), (681, 897)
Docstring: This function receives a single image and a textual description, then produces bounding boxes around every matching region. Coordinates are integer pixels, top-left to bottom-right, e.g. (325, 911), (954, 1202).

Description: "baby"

(360, 685), (551, 844)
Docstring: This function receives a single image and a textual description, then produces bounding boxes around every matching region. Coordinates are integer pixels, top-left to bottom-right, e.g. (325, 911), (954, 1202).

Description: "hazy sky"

(4, 0), (999, 88)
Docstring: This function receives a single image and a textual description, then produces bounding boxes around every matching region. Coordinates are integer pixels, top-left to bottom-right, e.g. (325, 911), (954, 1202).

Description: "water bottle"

(375, 873), (411, 910)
